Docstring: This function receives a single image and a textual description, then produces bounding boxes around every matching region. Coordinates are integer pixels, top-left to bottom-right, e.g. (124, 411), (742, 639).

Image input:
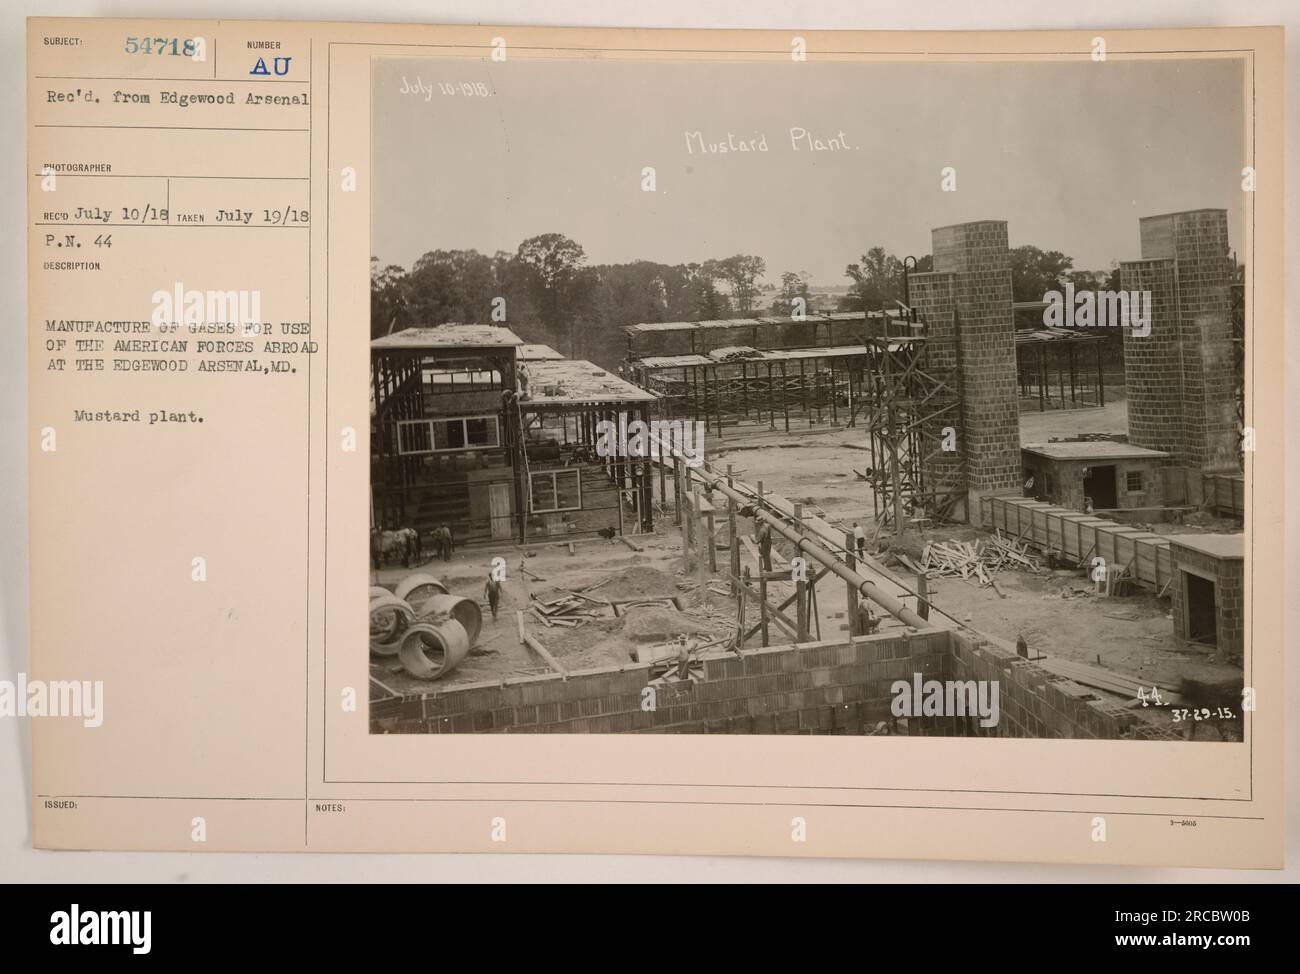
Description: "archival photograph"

(366, 54), (1248, 741)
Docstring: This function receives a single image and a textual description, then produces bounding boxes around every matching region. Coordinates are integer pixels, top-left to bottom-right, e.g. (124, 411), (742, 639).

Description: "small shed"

(1168, 534), (1244, 662)
(1020, 441), (1170, 513)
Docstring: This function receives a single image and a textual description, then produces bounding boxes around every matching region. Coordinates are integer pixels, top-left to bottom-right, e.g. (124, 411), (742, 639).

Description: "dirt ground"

(696, 397), (1243, 693)
(371, 534), (735, 693)
(372, 394), (1242, 705)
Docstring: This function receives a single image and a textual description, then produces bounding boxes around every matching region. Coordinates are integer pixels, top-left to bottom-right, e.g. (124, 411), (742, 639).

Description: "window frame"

(529, 468), (583, 514)
(394, 414), (500, 455)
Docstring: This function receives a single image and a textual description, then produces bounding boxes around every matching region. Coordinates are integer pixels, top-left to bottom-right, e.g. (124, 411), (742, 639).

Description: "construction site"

(370, 210), (1247, 742)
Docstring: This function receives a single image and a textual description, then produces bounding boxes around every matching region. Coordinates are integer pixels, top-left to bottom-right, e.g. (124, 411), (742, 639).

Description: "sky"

(371, 55), (1245, 286)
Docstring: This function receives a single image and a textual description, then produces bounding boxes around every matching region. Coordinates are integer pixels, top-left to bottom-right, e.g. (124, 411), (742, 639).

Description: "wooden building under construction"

(371, 325), (657, 545)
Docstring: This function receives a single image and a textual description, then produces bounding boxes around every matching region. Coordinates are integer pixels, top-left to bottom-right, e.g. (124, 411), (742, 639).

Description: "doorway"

(1183, 572), (1218, 644)
(489, 482), (513, 541)
(1083, 464), (1117, 510)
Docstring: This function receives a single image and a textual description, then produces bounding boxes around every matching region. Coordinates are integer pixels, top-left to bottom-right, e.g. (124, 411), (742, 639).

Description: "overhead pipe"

(650, 432), (932, 630)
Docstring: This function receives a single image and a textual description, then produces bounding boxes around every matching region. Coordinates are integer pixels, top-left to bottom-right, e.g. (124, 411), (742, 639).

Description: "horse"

(371, 527), (420, 569)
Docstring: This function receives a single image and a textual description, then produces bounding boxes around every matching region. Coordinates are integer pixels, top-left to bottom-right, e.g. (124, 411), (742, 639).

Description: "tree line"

(371, 233), (1122, 369)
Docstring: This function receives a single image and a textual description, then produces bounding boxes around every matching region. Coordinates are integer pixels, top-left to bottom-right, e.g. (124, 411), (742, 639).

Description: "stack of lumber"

(914, 533), (1041, 585)
(527, 592), (608, 629)
(981, 532), (1042, 573)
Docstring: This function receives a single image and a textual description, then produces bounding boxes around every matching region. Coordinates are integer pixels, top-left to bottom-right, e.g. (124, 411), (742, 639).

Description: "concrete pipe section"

(418, 593), (483, 646)
(398, 619), (470, 680)
(369, 593), (416, 657)
(393, 573), (449, 614)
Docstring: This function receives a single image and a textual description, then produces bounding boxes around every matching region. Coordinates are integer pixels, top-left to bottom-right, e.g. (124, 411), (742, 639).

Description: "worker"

(1084, 496), (1094, 515)
(852, 520), (866, 557)
(435, 524), (454, 562)
(757, 522), (773, 572)
(484, 570), (502, 622)
(857, 596), (880, 635)
(516, 362), (531, 399)
(674, 634), (698, 681)
(1016, 634), (1029, 659)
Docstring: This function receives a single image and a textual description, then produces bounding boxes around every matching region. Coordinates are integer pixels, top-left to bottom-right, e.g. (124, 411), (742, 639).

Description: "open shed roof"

(623, 309), (910, 337)
(517, 343), (564, 361)
(371, 325), (523, 350)
(522, 359), (656, 406)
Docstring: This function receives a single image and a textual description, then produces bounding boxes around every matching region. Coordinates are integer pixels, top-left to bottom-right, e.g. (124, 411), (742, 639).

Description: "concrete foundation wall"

(947, 632), (1176, 739)
(374, 630), (952, 735)
(373, 627), (1179, 739)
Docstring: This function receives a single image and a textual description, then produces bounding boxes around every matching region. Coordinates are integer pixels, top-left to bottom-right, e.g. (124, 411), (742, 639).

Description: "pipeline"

(650, 434), (932, 630)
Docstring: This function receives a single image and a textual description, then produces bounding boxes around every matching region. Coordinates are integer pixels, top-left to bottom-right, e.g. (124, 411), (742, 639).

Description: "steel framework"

(859, 310), (966, 530)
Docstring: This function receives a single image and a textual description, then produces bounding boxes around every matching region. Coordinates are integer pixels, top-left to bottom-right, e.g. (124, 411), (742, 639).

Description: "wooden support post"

(1096, 342), (1105, 407)
(847, 361), (856, 427)
(759, 572), (769, 647)
(829, 357), (838, 424)
(639, 405), (653, 531)
(759, 361), (769, 429)
(741, 362), (749, 417)
(672, 440), (683, 527)
(736, 584), (746, 651)
(726, 464), (741, 596)
(658, 434), (667, 506)
(616, 453), (625, 536)
(814, 358), (823, 424)
(809, 574), (821, 641)
(706, 506), (717, 572)
(715, 365), (724, 438)
(1038, 344), (1047, 412)
(844, 530), (858, 636)
(916, 572), (930, 621)
(701, 366), (711, 433)
(800, 358), (809, 424)
(1068, 343), (1077, 407)
(780, 360), (790, 432)
(683, 466), (694, 549)
(693, 487), (709, 608)
(796, 576), (809, 641)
